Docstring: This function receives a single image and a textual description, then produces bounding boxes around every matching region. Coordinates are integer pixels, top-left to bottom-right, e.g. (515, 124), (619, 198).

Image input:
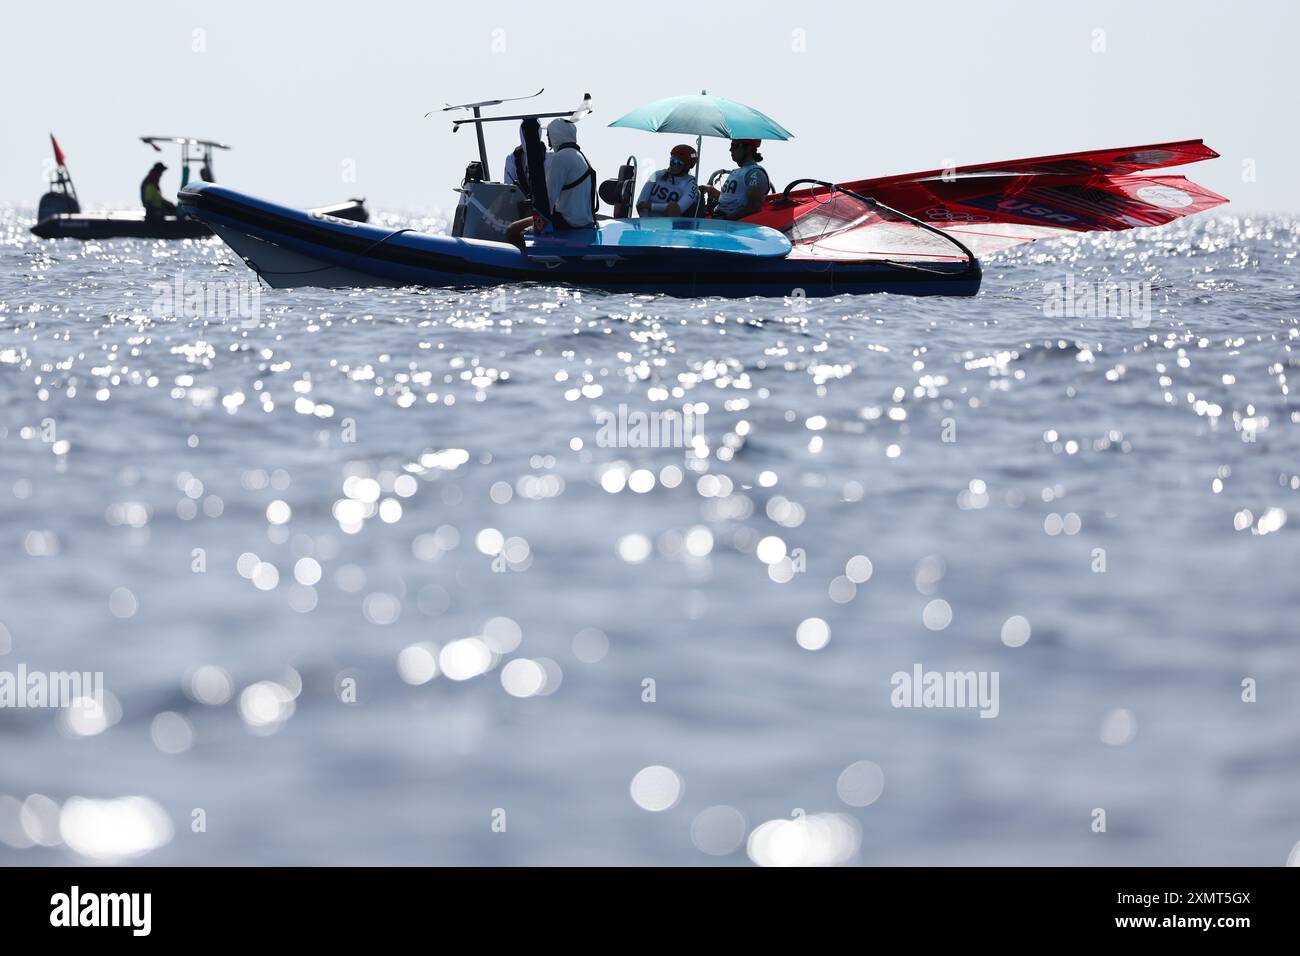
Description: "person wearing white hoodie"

(542, 118), (596, 229)
(507, 118), (597, 248)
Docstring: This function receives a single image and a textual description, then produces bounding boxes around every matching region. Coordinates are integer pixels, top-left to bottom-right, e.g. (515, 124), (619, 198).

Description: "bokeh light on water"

(1, 206), (1298, 864)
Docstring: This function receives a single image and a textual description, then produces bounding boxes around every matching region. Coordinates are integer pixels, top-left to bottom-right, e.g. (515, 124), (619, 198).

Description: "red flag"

(50, 133), (66, 168)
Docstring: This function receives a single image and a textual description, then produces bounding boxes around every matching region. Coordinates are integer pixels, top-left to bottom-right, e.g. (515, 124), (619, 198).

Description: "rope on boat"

(245, 227), (416, 284)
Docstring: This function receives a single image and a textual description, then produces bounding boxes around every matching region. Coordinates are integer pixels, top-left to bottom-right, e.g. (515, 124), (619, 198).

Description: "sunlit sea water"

(1, 204), (1297, 866)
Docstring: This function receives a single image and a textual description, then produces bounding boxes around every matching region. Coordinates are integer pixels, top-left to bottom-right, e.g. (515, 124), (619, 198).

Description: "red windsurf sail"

(748, 140), (1228, 261)
(842, 139), (1221, 187)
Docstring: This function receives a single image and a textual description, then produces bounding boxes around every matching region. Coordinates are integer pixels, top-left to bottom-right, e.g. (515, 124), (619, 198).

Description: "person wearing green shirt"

(140, 162), (178, 219)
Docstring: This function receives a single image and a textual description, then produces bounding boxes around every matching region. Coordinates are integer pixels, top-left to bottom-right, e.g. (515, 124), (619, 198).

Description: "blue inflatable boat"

(178, 180), (981, 298)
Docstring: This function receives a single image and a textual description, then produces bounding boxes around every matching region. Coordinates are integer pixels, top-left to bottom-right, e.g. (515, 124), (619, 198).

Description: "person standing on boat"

(506, 118), (597, 247)
(636, 145), (700, 218)
(701, 139), (770, 220)
(140, 162), (177, 219)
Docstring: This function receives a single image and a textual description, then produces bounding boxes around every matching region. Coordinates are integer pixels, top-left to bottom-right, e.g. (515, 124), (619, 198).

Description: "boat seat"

(598, 178), (627, 208)
(599, 157), (638, 218)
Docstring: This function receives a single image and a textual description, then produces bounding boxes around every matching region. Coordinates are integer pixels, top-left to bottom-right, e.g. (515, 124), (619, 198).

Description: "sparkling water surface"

(1, 205), (1297, 865)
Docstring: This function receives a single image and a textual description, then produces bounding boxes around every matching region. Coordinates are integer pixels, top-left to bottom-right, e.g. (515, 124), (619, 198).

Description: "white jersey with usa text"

(716, 162), (769, 217)
(636, 169), (699, 215)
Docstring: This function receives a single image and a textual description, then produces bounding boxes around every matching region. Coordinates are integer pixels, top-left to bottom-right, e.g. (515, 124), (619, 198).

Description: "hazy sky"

(2, 0), (1295, 212)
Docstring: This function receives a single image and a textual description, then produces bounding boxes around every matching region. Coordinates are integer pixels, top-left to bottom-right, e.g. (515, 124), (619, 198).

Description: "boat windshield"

(781, 188), (877, 245)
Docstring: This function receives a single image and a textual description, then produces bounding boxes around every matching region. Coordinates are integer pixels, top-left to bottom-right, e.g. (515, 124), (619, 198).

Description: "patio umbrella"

(609, 92), (792, 203)
(609, 92), (793, 141)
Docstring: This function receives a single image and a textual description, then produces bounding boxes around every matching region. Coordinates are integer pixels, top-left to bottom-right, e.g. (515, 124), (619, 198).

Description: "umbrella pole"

(695, 90), (706, 217)
(696, 133), (703, 213)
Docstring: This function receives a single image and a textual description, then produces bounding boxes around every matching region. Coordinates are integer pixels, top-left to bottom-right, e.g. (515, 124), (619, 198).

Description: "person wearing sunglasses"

(635, 144), (701, 218)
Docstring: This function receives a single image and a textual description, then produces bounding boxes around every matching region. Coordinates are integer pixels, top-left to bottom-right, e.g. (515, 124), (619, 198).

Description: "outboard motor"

(37, 189), (79, 221)
(450, 175), (528, 241)
(451, 159), (499, 238)
(598, 156), (638, 219)
(38, 134), (80, 221)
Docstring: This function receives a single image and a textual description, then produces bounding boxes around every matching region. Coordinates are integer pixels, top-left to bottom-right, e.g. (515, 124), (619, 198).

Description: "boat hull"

(31, 198), (369, 240)
(178, 182), (980, 298)
(31, 212), (211, 240)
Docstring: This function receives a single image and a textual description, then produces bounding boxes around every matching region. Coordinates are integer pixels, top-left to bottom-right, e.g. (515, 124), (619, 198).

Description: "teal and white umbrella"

(610, 93), (792, 206)
(609, 93), (793, 141)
